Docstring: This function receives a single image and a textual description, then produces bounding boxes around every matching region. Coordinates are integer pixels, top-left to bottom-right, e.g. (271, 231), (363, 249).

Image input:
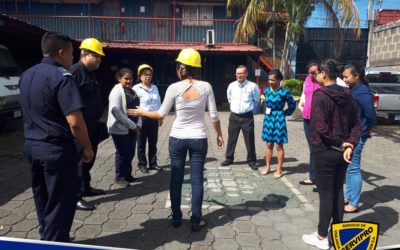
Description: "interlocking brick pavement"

(0, 112), (399, 249)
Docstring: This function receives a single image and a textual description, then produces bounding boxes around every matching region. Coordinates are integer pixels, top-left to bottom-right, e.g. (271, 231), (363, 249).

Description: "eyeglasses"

(142, 73), (152, 77)
(312, 71), (322, 77)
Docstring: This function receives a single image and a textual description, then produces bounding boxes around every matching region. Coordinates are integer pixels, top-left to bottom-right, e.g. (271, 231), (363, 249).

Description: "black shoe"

(77, 199), (95, 211)
(172, 219), (182, 228)
(221, 159), (233, 166)
(82, 187), (106, 197)
(139, 166), (149, 173)
(248, 162), (259, 170)
(191, 219), (207, 232)
(312, 187), (318, 192)
(126, 176), (136, 183)
(149, 164), (163, 171)
(115, 179), (130, 188)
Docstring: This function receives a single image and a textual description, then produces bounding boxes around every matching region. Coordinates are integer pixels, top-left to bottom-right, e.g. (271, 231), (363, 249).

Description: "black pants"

(137, 117), (159, 168)
(313, 148), (347, 237)
(24, 140), (80, 242)
(225, 112), (256, 162)
(81, 122), (100, 192)
(111, 131), (137, 181)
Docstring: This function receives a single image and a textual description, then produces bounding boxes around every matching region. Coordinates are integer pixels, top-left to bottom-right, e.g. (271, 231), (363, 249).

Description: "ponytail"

(343, 63), (369, 86)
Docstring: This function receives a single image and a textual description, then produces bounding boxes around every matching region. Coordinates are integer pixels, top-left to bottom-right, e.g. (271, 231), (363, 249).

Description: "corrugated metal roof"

(101, 42), (263, 55)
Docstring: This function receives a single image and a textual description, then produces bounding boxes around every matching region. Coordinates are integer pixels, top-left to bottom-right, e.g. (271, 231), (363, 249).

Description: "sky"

(305, 0), (400, 28)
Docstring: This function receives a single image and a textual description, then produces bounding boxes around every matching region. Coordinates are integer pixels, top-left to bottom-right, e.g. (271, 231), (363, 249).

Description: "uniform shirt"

(157, 80), (219, 139)
(132, 83), (161, 111)
(19, 58), (84, 143)
(227, 80), (260, 114)
(70, 62), (104, 123)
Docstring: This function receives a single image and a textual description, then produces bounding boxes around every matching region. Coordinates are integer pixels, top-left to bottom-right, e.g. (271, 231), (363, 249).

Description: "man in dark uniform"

(70, 38), (106, 211)
(19, 32), (94, 242)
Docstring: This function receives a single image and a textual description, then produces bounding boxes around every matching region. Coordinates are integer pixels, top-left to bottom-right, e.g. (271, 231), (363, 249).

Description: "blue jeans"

(111, 131), (137, 181)
(169, 137), (208, 224)
(303, 119), (315, 182)
(345, 138), (366, 207)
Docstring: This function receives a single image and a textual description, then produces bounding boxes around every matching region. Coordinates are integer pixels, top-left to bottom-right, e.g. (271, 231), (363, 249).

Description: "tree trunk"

(280, 24), (290, 78)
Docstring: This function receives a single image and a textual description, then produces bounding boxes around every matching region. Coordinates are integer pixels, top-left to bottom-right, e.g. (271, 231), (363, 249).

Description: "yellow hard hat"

(176, 48), (201, 68)
(137, 64), (153, 77)
(79, 38), (105, 56)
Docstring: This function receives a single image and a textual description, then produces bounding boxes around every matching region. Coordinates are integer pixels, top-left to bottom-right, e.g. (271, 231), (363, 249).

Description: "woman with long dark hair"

(342, 63), (377, 213)
(302, 59), (361, 249)
(129, 48), (224, 232)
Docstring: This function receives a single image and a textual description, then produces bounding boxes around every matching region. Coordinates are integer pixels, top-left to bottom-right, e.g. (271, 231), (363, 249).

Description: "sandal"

(344, 198), (350, 205)
(273, 173), (283, 179)
(260, 168), (270, 175)
(191, 219), (207, 232)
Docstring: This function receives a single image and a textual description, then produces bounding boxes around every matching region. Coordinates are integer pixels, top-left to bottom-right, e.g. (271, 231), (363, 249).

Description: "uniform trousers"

(80, 121), (100, 192)
(24, 140), (80, 242)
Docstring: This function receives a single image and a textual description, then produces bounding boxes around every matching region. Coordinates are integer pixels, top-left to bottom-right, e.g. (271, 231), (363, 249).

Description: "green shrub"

(282, 79), (303, 97)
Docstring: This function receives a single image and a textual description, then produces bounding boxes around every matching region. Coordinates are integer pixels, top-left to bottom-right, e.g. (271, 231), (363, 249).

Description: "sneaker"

(302, 231), (329, 249)
(115, 179), (130, 188)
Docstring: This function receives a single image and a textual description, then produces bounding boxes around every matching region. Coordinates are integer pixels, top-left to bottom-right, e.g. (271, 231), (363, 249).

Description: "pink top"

(302, 75), (320, 119)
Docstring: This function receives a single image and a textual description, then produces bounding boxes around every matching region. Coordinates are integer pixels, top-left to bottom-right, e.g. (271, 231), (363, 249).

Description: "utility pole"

(366, 0), (374, 67)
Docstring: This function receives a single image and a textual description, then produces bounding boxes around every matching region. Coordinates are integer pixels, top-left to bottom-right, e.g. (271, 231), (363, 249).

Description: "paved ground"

(0, 112), (399, 250)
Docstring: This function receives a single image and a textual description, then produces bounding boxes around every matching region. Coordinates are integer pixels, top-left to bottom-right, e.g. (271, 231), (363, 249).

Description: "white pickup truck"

(0, 44), (22, 125)
(365, 67), (400, 122)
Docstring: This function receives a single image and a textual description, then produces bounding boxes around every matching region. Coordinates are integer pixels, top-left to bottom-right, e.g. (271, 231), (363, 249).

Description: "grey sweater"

(107, 84), (142, 135)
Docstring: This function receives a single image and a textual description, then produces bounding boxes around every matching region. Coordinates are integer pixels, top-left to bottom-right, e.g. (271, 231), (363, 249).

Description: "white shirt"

(227, 80), (260, 114)
(157, 80), (219, 139)
(132, 83), (161, 111)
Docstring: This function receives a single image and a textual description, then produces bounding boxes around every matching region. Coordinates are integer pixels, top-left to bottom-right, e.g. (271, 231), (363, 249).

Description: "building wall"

(296, 28), (368, 76)
(369, 20), (400, 70)
(1, 1), (235, 43)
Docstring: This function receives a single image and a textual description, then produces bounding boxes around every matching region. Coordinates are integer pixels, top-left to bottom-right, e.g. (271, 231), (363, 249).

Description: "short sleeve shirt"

(19, 58), (84, 142)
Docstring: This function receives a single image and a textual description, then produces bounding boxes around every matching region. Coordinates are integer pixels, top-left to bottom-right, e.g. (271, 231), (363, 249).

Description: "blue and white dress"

(261, 87), (296, 143)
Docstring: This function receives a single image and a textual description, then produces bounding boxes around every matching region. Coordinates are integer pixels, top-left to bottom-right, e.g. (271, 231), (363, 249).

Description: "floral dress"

(261, 87), (296, 143)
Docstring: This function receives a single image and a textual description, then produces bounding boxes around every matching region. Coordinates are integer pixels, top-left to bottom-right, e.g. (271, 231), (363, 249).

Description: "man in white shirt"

(221, 65), (261, 170)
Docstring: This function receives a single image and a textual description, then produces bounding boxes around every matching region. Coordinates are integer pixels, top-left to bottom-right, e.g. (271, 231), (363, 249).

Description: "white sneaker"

(302, 231), (330, 249)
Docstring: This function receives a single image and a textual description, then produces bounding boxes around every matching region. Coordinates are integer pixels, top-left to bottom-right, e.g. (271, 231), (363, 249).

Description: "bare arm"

(127, 108), (162, 120)
(66, 110), (94, 163)
(298, 92), (305, 113)
(212, 120), (224, 149)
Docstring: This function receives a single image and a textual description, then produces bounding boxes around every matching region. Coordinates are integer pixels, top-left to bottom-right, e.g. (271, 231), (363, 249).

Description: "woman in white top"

(129, 48), (224, 232)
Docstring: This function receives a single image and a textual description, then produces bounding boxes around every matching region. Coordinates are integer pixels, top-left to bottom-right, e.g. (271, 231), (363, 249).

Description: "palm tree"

(227, 0), (361, 77)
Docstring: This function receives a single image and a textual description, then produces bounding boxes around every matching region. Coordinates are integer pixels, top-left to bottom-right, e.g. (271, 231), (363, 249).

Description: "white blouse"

(158, 80), (219, 139)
